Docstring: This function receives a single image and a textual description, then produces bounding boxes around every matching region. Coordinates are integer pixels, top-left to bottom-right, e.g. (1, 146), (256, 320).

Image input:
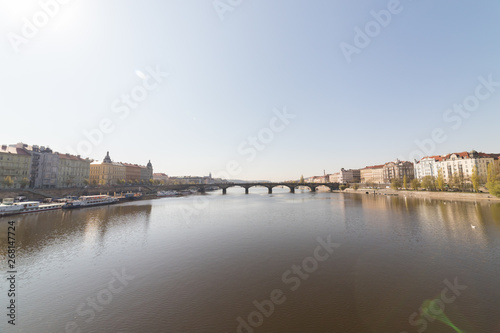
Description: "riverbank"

(0, 185), (153, 201)
(341, 187), (500, 203)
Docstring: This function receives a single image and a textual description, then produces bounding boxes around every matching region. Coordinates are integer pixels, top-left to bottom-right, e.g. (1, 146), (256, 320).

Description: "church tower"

(103, 151), (112, 163)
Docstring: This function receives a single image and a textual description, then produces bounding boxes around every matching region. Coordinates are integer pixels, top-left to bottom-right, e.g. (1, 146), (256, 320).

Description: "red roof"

(363, 164), (384, 169)
(420, 151), (500, 162)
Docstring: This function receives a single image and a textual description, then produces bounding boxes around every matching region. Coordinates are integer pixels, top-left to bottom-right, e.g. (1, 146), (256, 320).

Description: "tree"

(391, 178), (402, 190)
(20, 177), (30, 189)
(299, 175), (304, 184)
(403, 175), (408, 190)
(470, 166), (479, 192)
(2, 176), (14, 188)
(448, 172), (455, 190)
(83, 179), (89, 186)
(463, 176), (473, 192)
(457, 172), (465, 191)
(339, 184), (347, 191)
(352, 183), (359, 191)
(411, 178), (421, 190)
(449, 172), (461, 191)
(421, 176), (435, 191)
(486, 163), (500, 197)
(436, 169), (445, 191)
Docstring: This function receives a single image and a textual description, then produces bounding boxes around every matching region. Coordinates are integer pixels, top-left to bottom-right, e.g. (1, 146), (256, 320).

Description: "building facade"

(383, 160), (414, 183)
(360, 165), (385, 184)
(123, 163), (141, 183)
(57, 153), (92, 188)
(29, 145), (59, 188)
(0, 144), (31, 189)
(153, 173), (169, 184)
(413, 156), (442, 179)
(338, 168), (361, 183)
(90, 152), (126, 185)
(414, 151), (499, 182)
(328, 173), (340, 183)
(140, 160), (153, 181)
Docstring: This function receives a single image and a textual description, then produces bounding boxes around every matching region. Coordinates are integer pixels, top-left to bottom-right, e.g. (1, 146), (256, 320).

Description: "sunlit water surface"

(1, 188), (500, 333)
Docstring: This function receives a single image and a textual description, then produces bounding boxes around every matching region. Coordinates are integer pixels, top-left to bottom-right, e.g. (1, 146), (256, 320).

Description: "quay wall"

(0, 186), (155, 201)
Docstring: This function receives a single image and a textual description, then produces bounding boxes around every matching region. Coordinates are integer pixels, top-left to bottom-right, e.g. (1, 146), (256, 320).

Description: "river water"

(1, 188), (500, 333)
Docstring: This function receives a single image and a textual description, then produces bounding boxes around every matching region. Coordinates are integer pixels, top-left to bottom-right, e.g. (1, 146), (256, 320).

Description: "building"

(29, 145), (59, 188)
(383, 160), (414, 183)
(90, 152), (126, 185)
(123, 163), (141, 183)
(338, 168), (361, 184)
(494, 154), (500, 168)
(0, 144), (31, 189)
(312, 176), (327, 183)
(441, 151), (497, 181)
(153, 173), (169, 184)
(90, 152), (153, 185)
(328, 173), (340, 183)
(413, 155), (443, 179)
(414, 151), (499, 182)
(360, 165), (385, 184)
(2, 142), (92, 189)
(140, 160), (153, 181)
(168, 174), (220, 185)
(57, 153), (92, 188)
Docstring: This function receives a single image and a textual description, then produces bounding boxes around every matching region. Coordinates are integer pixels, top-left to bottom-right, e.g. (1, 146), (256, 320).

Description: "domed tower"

(103, 151), (112, 163)
(147, 160), (153, 180)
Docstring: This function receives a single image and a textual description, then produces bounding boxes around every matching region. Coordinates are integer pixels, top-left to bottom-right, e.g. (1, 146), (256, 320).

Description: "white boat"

(157, 190), (178, 197)
(12, 201), (65, 214)
(0, 198), (23, 217)
(63, 195), (118, 209)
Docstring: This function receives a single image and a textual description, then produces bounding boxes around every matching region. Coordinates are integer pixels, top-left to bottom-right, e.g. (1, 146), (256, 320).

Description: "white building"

(414, 151), (499, 181)
(328, 173), (340, 183)
(338, 168), (361, 183)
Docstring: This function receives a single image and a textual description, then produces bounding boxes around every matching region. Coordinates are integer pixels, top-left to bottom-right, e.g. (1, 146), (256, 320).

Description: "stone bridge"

(155, 182), (340, 195)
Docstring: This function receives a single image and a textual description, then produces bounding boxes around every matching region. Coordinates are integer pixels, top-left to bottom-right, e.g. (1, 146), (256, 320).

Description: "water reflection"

(0, 192), (499, 333)
(0, 203), (152, 259)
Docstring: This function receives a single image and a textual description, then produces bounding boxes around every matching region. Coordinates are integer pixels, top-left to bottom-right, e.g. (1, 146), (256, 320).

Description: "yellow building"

(0, 144), (31, 189)
(360, 165), (385, 184)
(89, 152), (126, 185)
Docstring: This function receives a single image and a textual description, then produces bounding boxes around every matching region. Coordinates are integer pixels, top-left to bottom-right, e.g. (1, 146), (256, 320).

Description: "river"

(1, 187), (499, 333)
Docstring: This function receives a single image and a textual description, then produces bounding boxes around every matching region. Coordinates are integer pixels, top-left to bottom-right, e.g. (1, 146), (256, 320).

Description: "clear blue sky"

(1, 0), (499, 181)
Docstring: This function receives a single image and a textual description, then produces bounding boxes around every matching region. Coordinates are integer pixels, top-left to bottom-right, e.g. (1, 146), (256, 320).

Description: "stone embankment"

(0, 185), (156, 201)
(342, 188), (500, 203)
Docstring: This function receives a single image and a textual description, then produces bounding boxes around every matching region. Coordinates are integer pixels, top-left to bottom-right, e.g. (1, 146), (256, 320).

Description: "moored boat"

(124, 192), (143, 200)
(0, 198), (23, 217)
(12, 201), (65, 214)
(157, 190), (178, 197)
(63, 195), (118, 209)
